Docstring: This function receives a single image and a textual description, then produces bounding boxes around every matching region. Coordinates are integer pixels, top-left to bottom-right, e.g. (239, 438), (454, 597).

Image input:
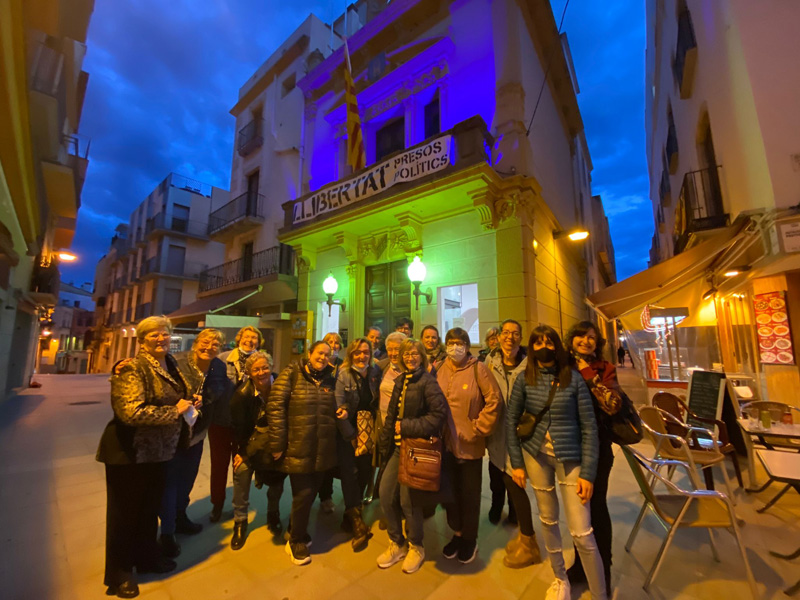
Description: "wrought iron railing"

(135, 302), (151, 321)
(199, 244), (295, 293)
(674, 166), (728, 253)
(237, 119), (264, 155)
(145, 212), (208, 238)
(141, 256), (206, 279)
(207, 192), (265, 235)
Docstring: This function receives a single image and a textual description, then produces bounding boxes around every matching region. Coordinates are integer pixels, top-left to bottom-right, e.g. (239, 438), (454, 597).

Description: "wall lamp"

(553, 229), (589, 241)
(407, 256), (432, 310)
(702, 287), (717, 301)
(322, 273), (346, 317)
(723, 265), (752, 278)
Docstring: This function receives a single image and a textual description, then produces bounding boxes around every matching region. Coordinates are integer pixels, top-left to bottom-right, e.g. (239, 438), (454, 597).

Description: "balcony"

(141, 256), (207, 280)
(28, 42), (67, 159)
(63, 134), (90, 196)
(666, 119), (679, 174)
(659, 169), (671, 207)
(207, 192), (265, 241)
(145, 213), (208, 240)
(237, 119), (264, 157)
(673, 8), (698, 99)
(125, 307), (133, 323)
(134, 303), (152, 321)
(199, 244), (295, 293)
(674, 166), (728, 254)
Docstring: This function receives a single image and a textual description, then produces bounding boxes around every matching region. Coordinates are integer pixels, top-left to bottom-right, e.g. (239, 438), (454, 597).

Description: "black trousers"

(571, 442), (614, 578)
(104, 462), (166, 587)
(443, 456), (483, 542)
(289, 471), (326, 543)
(318, 470), (334, 501)
(337, 434), (374, 510)
(503, 471), (534, 536)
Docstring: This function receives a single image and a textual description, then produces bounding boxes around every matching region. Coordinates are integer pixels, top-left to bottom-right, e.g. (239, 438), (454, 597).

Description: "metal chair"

(639, 406), (737, 501)
(653, 391), (744, 487)
(622, 446), (758, 599)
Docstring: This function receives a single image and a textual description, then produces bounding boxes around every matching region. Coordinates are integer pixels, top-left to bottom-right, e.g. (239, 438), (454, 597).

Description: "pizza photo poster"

(753, 291), (795, 365)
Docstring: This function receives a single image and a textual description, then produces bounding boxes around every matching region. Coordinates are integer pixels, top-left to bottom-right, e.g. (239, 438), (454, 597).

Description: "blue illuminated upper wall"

(299, 0), (588, 233)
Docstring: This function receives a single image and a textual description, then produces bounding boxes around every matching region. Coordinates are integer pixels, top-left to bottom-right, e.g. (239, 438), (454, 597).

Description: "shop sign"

(753, 291), (794, 365)
(778, 221), (800, 253)
(291, 135), (452, 225)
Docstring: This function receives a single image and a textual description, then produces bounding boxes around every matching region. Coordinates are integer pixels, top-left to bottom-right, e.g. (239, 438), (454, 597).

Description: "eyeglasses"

(145, 332), (171, 340)
(445, 341), (465, 348)
(499, 330), (521, 338)
(402, 351), (421, 359)
(197, 342), (221, 350)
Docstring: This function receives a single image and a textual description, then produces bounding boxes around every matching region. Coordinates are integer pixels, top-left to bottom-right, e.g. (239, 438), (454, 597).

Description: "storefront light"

(322, 273), (345, 317)
(407, 257), (432, 309)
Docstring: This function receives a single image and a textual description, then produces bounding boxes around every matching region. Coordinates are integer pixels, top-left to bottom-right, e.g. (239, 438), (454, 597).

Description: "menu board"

(753, 291), (794, 365)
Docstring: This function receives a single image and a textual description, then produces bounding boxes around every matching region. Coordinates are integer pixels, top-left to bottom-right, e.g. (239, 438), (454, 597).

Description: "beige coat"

(436, 355), (502, 460)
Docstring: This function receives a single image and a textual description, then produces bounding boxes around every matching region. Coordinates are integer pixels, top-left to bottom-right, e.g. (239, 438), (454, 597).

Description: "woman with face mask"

(219, 326), (263, 386)
(436, 327), (501, 563)
(506, 325), (606, 600)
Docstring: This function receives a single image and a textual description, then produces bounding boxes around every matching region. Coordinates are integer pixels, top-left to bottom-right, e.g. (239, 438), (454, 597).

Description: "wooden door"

(365, 259), (411, 336)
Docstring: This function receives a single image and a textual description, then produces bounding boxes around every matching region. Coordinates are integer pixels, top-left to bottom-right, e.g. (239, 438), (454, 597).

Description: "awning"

(166, 285), (261, 324)
(586, 221), (749, 325)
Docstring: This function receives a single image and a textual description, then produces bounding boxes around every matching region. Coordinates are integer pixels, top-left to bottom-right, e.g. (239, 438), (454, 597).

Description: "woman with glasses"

(376, 339), (447, 574)
(97, 316), (194, 598)
(437, 327), (501, 563)
(334, 337), (381, 550)
(506, 325), (606, 600)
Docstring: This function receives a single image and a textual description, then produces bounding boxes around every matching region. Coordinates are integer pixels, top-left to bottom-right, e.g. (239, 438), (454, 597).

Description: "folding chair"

(622, 446), (758, 599)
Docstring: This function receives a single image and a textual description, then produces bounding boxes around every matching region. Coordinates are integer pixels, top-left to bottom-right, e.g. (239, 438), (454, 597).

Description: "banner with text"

(292, 135), (452, 225)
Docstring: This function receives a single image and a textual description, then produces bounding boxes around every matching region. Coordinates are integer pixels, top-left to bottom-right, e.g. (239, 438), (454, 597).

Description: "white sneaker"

(544, 578), (570, 600)
(402, 543), (425, 574)
(377, 541), (408, 568)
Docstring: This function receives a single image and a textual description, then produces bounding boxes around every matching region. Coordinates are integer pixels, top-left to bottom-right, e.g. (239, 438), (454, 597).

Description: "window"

(375, 117), (405, 162)
(317, 302), (340, 342)
(163, 288), (182, 315)
(172, 204), (190, 233)
(438, 283), (480, 344)
(281, 73), (296, 98)
(424, 95), (440, 139)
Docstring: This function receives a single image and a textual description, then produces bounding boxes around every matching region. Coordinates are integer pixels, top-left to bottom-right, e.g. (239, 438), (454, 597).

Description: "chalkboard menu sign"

(686, 370), (726, 428)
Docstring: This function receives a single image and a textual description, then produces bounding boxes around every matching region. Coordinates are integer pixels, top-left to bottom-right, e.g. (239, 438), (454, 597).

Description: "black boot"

(176, 512), (203, 535)
(115, 581), (139, 598)
(231, 520), (248, 550)
(209, 504), (223, 523)
(347, 507), (372, 551)
(159, 534), (181, 558)
(488, 502), (503, 524)
(267, 511), (283, 535)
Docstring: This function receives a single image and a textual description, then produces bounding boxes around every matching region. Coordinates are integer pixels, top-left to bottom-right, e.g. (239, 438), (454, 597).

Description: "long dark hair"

(565, 320), (606, 365)
(524, 325), (572, 388)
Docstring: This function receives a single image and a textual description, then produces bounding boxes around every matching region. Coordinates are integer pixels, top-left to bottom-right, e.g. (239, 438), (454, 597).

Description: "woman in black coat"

(376, 338), (447, 575)
(267, 340), (337, 566)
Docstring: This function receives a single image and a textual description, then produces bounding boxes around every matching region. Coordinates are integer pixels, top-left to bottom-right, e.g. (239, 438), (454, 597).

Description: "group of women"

(98, 315), (624, 600)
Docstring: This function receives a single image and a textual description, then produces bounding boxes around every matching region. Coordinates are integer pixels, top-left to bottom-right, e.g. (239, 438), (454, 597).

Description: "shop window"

(375, 117), (405, 162)
(438, 283), (480, 344)
(317, 302), (340, 342)
(424, 95), (440, 139)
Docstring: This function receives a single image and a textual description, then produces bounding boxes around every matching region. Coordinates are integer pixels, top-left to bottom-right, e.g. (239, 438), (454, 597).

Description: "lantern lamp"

(407, 257), (432, 309)
(322, 273), (345, 317)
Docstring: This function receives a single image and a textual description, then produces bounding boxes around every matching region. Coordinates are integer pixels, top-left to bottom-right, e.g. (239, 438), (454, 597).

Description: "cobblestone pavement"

(1, 374), (797, 599)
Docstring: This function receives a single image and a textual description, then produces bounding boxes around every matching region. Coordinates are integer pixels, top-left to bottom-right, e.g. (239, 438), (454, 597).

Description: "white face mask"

(238, 347), (255, 356)
(446, 344), (467, 362)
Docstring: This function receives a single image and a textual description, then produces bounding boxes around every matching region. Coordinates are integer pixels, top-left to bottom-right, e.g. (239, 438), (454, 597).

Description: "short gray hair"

(385, 331), (407, 346)
(136, 316), (172, 342)
(245, 351), (273, 374)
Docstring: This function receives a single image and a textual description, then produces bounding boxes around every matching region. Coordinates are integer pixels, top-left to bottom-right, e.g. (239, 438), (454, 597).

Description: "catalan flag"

(343, 40), (366, 171)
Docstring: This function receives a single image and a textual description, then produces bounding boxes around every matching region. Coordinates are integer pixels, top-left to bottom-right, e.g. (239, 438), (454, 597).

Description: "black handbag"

(608, 390), (643, 445)
(516, 378), (558, 441)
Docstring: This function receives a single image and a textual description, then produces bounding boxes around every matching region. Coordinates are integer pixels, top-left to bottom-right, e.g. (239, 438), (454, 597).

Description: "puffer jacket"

(506, 367), (599, 482)
(97, 351), (189, 464)
(436, 355), (501, 459)
(267, 361), (338, 474)
(484, 347), (527, 470)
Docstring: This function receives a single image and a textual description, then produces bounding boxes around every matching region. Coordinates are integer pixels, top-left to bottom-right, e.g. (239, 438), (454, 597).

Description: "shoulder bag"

(396, 373), (442, 492)
(515, 378), (558, 441)
(608, 389), (643, 445)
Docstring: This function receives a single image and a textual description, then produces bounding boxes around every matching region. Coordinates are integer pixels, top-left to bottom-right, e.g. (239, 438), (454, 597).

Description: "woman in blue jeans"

(506, 325), (607, 600)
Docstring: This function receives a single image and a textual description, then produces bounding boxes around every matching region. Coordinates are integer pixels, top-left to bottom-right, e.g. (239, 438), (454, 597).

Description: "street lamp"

(407, 256), (432, 310)
(322, 273), (346, 317)
(551, 227), (589, 338)
(57, 251), (77, 262)
(553, 229), (589, 241)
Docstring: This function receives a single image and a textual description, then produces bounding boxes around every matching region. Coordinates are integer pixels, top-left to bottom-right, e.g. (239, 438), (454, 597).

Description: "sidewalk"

(0, 374), (797, 599)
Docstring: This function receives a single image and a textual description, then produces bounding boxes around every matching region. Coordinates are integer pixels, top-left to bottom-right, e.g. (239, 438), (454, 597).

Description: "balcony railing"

(63, 133), (90, 194)
(145, 213), (208, 238)
(208, 192), (265, 236)
(199, 244), (295, 293)
(237, 119), (264, 156)
(125, 307), (133, 323)
(674, 166), (728, 253)
(142, 256), (206, 279)
(134, 303), (152, 321)
(673, 8), (698, 99)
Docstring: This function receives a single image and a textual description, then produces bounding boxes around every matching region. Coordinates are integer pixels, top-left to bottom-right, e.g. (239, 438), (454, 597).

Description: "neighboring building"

(0, 0), (94, 397)
(95, 173), (226, 370)
(589, 0), (800, 405)
(88, 225), (126, 374)
(39, 282), (94, 374)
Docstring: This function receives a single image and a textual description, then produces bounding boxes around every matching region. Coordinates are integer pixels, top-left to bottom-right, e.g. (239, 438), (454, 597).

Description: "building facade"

(91, 174), (226, 371)
(590, 0), (800, 405)
(0, 0), (94, 398)
(39, 281), (94, 374)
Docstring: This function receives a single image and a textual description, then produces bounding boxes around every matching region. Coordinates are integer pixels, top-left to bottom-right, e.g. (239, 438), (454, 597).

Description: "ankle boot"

(346, 507), (372, 551)
(503, 533), (542, 568)
(231, 520), (248, 551)
(505, 531), (521, 554)
(159, 534), (181, 558)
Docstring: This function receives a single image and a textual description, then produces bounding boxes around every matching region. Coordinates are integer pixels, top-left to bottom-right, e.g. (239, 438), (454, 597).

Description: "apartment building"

(38, 282), (94, 374)
(93, 174), (226, 370)
(589, 0), (800, 405)
(0, 0), (94, 398)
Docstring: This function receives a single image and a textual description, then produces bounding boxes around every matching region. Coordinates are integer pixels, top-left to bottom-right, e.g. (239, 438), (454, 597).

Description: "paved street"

(1, 374), (798, 599)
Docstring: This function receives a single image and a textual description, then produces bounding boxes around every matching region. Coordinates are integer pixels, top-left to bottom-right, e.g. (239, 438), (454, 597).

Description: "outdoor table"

(753, 449), (800, 512)
(737, 418), (800, 489)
